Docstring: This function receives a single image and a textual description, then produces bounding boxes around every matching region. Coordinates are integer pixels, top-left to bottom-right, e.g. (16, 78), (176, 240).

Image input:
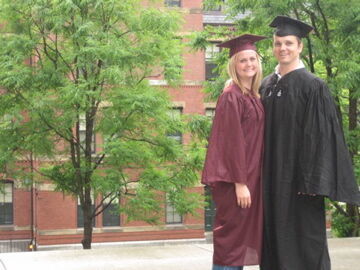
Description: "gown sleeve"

(298, 78), (360, 205)
(201, 88), (248, 186)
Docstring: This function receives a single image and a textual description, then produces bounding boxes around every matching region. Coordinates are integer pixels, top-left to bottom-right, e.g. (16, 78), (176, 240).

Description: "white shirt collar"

(275, 60), (305, 79)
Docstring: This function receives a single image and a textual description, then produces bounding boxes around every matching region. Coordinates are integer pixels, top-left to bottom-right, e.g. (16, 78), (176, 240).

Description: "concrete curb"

(38, 237), (209, 251)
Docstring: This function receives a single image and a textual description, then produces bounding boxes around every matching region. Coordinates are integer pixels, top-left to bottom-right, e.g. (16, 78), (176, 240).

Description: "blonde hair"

(225, 51), (263, 97)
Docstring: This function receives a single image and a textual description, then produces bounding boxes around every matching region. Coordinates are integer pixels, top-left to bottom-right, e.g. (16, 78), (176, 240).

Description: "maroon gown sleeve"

(201, 88), (247, 186)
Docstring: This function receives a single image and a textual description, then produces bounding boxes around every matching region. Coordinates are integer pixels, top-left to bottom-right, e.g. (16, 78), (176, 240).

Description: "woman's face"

(236, 50), (258, 80)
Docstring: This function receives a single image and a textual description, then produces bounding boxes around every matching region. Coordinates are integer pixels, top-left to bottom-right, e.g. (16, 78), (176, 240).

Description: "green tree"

(199, 0), (360, 236)
(0, 0), (203, 249)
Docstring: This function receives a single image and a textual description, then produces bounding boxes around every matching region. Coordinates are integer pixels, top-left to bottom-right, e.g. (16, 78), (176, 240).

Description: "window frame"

(164, 0), (181, 7)
(205, 107), (216, 119)
(79, 114), (96, 154)
(77, 196), (96, 228)
(203, 0), (225, 12)
(167, 107), (183, 144)
(0, 181), (14, 225)
(102, 196), (120, 227)
(165, 195), (182, 224)
(205, 43), (221, 81)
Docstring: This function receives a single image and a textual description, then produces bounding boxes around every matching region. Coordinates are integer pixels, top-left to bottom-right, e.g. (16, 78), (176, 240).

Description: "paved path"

(0, 238), (359, 270)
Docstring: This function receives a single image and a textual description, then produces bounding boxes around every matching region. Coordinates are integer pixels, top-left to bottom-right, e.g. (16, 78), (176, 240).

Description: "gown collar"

(275, 60), (305, 80)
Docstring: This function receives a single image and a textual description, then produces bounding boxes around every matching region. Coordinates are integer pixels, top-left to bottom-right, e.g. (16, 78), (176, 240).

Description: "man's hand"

(235, 183), (251, 208)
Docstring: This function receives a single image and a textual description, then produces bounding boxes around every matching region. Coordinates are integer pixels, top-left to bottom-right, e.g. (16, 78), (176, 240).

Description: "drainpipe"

(29, 152), (37, 251)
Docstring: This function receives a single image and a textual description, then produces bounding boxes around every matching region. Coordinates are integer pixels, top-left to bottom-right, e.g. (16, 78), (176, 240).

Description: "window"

(205, 108), (216, 119)
(205, 43), (220, 81)
(79, 114), (96, 153)
(102, 196), (120, 227)
(0, 182), (13, 225)
(77, 196), (95, 228)
(204, 186), (216, 231)
(167, 107), (183, 143)
(165, 0), (181, 7)
(165, 196), (182, 224)
(205, 107), (216, 147)
(203, 0), (225, 12)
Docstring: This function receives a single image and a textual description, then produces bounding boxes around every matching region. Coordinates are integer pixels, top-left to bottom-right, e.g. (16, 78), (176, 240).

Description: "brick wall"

(2, 0), (210, 249)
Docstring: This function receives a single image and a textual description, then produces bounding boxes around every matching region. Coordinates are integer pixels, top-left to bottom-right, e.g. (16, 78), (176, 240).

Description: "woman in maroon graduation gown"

(202, 34), (266, 270)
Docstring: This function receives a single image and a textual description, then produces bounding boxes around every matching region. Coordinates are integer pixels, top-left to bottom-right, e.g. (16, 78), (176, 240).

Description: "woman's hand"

(235, 183), (251, 208)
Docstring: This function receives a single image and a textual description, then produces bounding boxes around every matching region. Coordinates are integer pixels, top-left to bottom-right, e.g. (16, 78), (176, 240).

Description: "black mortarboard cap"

(217, 34), (267, 58)
(270, 16), (313, 38)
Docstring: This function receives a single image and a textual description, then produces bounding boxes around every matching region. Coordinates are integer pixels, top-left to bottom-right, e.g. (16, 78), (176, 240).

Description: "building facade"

(0, 0), (235, 252)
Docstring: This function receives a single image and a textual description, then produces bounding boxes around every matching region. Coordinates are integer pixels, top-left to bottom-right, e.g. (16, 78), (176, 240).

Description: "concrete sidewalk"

(0, 237), (359, 270)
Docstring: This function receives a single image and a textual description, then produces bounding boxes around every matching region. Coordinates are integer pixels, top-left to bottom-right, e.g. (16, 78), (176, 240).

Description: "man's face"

(273, 35), (303, 66)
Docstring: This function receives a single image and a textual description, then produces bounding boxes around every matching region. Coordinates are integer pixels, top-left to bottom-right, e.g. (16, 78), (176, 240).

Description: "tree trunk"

(306, 36), (315, 73)
(347, 88), (360, 237)
(82, 218), (93, 249)
(346, 204), (360, 237)
(348, 89), (357, 159)
(81, 189), (93, 249)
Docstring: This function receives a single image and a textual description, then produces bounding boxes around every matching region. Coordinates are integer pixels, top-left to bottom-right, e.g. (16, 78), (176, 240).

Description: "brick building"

(0, 0), (234, 252)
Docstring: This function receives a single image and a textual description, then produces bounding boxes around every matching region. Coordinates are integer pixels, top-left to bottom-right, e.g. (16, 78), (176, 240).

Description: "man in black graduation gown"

(260, 15), (360, 270)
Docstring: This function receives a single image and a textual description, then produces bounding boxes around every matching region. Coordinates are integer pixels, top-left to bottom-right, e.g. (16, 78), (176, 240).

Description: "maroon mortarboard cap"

(217, 34), (267, 58)
(270, 16), (313, 38)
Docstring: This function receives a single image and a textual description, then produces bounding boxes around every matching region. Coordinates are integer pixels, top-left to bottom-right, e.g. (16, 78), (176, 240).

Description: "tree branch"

(93, 191), (120, 217)
(331, 201), (349, 217)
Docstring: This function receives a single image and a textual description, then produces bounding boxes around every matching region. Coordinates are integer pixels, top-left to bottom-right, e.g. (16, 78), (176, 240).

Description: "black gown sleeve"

(298, 78), (360, 205)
